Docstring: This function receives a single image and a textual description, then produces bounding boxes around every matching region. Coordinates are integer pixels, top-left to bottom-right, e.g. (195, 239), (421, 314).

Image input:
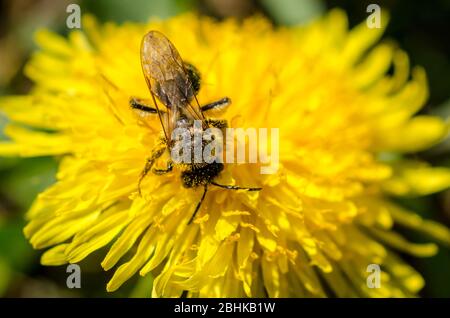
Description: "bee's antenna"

(188, 185), (208, 224)
(211, 182), (261, 192)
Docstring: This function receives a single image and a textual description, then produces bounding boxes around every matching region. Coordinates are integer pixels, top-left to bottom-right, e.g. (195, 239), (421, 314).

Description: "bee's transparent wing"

(140, 31), (204, 140)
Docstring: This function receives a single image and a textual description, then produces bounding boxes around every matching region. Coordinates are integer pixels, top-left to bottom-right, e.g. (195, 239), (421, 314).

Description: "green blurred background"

(0, 0), (448, 297)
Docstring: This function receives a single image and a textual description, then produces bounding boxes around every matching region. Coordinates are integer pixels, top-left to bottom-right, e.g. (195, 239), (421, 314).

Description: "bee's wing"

(140, 31), (204, 141)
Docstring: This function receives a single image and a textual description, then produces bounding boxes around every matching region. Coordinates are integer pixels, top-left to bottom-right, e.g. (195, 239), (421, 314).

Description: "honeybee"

(130, 31), (261, 223)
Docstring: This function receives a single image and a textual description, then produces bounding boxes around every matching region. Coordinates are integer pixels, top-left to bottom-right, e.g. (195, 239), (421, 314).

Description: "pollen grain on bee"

(170, 120), (279, 174)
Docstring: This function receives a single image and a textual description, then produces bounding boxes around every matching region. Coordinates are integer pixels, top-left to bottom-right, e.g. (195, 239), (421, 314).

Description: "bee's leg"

(201, 97), (231, 112)
(188, 185), (208, 224)
(138, 143), (166, 196)
(152, 160), (173, 175)
(211, 181), (261, 191)
(130, 97), (164, 114)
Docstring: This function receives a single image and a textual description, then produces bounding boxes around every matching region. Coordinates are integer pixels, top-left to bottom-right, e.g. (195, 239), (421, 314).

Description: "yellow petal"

(106, 227), (156, 292)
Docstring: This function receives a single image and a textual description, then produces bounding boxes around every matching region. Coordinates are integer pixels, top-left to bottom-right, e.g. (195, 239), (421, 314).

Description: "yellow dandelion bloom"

(1, 10), (450, 297)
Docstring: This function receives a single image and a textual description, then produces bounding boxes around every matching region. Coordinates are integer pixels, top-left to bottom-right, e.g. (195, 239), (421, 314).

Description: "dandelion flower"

(1, 10), (450, 297)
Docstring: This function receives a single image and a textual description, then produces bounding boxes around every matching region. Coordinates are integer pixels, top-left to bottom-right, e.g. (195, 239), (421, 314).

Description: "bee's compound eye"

(184, 62), (201, 95)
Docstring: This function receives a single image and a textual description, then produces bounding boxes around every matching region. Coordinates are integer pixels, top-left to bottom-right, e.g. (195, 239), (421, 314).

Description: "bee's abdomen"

(181, 163), (224, 188)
